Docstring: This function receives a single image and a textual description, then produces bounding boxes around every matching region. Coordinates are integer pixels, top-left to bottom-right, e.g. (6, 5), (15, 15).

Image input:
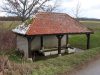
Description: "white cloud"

(0, 12), (7, 16)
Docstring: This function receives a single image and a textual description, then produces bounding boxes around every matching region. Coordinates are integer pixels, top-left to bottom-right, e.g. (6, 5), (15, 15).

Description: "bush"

(0, 56), (33, 75)
(0, 30), (16, 50)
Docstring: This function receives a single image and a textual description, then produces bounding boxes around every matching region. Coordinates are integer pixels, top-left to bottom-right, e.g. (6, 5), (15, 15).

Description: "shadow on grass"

(31, 51), (69, 62)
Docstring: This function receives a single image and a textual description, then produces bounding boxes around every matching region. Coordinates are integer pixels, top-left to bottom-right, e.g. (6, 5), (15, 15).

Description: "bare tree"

(1, 0), (58, 22)
(41, 0), (60, 12)
(72, 0), (81, 19)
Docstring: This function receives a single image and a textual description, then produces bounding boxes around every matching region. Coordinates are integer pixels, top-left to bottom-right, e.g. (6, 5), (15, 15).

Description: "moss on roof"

(24, 18), (33, 25)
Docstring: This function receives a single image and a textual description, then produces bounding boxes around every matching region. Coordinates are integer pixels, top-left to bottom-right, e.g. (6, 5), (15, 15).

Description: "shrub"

(0, 30), (16, 50)
(0, 56), (33, 75)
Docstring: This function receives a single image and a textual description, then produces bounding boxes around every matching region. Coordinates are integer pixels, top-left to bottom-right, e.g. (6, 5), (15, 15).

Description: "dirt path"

(71, 59), (100, 75)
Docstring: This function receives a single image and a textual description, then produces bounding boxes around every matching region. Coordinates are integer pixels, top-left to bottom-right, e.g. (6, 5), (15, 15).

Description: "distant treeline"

(0, 16), (100, 21)
(0, 16), (21, 21)
(78, 18), (100, 21)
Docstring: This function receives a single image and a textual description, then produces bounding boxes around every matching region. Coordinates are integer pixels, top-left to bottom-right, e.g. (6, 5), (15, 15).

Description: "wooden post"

(40, 36), (43, 49)
(66, 34), (69, 48)
(86, 34), (90, 49)
(56, 35), (64, 56)
(27, 36), (34, 58)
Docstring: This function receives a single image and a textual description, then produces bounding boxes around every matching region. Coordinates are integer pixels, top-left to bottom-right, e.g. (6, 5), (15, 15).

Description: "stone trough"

(39, 48), (84, 56)
(43, 49), (66, 56)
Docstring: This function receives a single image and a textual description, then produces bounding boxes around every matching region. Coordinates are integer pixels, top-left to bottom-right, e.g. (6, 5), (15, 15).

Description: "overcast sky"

(60, 0), (100, 19)
(0, 0), (100, 19)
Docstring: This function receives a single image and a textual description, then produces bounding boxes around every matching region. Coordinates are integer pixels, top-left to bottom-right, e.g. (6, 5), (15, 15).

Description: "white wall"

(17, 35), (66, 58)
(31, 36), (41, 50)
(17, 35), (28, 58)
(31, 35), (66, 50)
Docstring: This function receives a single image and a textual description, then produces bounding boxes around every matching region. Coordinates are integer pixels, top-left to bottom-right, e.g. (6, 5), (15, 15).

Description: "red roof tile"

(26, 12), (93, 35)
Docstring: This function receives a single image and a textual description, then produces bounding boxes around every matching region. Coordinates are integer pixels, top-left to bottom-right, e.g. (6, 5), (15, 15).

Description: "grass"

(68, 21), (100, 49)
(0, 21), (21, 30)
(80, 21), (100, 31)
(31, 47), (100, 75)
(1, 47), (100, 75)
(0, 49), (23, 63)
(69, 31), (100, 49)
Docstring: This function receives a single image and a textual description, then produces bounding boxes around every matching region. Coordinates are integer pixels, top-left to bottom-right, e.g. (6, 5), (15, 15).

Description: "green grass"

(68, 21), (100, 49)
(0, 49), (23, 63)
(69, 31), (100, 49)
(80, 21), (100, 31)
(2, 47), (100, 75)
(31, 47), (100, 75)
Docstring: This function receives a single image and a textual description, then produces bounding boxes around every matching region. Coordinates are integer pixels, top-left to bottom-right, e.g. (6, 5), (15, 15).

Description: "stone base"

(58, 54), (62, 56)
(27, 58), (33, 61)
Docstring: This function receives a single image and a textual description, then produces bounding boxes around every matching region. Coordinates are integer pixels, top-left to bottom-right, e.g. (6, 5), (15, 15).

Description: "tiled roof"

(13, 12), (93, 35)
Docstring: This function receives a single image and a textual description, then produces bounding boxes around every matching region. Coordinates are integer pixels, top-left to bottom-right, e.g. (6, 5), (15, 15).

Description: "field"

(69, 21), (100, 49)
(81, 21), (100, 31)
(0, 20), (100, 75)
(0, 21), (21, 30)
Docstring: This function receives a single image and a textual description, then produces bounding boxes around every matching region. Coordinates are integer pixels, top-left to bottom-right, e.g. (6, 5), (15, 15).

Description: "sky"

(60, 0), (100, 19)
(0, 0), (100, 19)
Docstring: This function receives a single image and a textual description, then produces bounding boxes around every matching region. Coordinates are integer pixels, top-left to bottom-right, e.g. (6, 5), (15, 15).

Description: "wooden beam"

(40, 36), (43, 49)
(27, 37), (34, 58)
(86, 34), (90, 49)
(56, 35), (64, 56)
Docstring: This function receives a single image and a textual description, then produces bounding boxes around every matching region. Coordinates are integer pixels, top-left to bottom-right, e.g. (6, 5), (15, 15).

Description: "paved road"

(71, 59), (100, 75)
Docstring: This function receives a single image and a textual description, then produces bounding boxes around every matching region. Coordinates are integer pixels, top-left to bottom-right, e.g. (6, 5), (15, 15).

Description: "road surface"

(71, 59), (100, 75)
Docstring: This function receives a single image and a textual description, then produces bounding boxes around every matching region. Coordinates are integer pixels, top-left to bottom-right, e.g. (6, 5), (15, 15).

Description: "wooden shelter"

(12, 12), (93, 58)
